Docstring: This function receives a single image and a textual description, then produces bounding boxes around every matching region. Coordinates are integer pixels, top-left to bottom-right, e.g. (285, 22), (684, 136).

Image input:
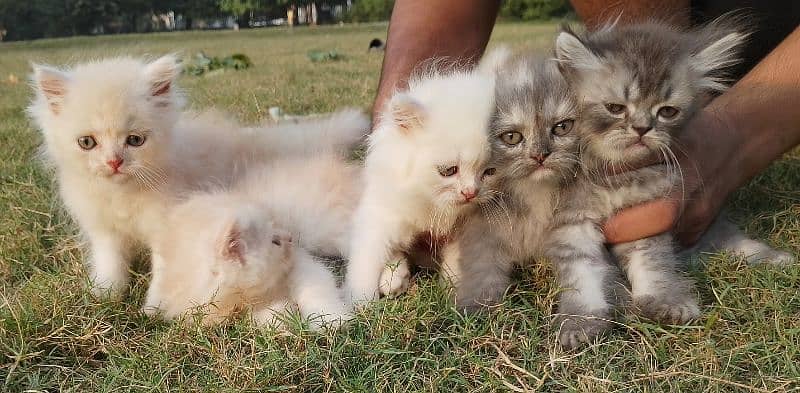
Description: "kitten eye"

(77, 136), (97, 150)
(126, 134), (146, 147)
(483, 168), (496, 177)
(438, 165), (458, 177)
(604, 103), (626, 115)
(500, 131), (523, 146)
(657, 106), (679, 119)
(551, 119), (575, 136)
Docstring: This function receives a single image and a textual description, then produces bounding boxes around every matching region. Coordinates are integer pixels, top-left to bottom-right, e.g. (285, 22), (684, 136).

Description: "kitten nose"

(633, 126), (652, 136)
(272, 233), (292, 246)
(460, 188), (478, 202)
(271, 233), (293, 246)
(531, 151), (550, 164)
(106, 158), (124, 171)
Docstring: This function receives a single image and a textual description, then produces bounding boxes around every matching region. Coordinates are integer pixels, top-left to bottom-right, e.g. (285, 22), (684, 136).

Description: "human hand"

(603, 109), (738, 246)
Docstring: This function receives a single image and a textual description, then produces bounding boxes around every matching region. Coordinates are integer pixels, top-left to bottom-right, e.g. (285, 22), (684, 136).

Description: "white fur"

(345, 68), (497, 303)
(144, 154), (359, 328)
(28, 55), (368, 296)
(378, 256), (412, 298)
(559, 259), (610, 313)
(477, 46), (513, 75)
(690, 32), (748, 91)
(686, 217), (796, 266)
(623, 249), (661, 299)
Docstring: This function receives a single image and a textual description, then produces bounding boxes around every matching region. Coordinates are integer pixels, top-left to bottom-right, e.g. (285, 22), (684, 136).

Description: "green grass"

(1, 22), (799, 392)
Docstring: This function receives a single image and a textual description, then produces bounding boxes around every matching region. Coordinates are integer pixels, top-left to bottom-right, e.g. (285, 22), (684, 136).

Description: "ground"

(1, 22), (799, 392)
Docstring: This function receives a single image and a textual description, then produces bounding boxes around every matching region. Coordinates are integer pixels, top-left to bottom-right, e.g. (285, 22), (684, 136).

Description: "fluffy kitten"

(143, 154), (359, 327)
(28, 55), (368, 296)
(439, 54), (591, 321)
(345, 66), (498, 304)
(548, 20), (767, 346)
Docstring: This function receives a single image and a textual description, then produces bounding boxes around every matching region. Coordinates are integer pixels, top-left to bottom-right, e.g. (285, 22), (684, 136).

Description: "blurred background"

(0, 0), (573, 42)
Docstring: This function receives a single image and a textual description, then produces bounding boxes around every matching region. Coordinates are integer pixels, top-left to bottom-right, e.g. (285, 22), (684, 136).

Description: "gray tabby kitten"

(440, 54), (608, 327)
(547, 20), (749, 345)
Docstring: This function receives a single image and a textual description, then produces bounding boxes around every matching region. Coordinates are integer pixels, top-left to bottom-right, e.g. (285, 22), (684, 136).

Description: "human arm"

(371, 0), (501, 124)
(604, 26), (800, 245)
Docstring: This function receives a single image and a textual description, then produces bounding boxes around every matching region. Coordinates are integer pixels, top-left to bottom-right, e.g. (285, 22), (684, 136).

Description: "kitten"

(548, 19), (772, 347)
(143, 154), (359, 327)
(344, 65), (498, 304)
(439, 54), (592, 322)
(683, 215), (795, 266)
(28, 55), (368, 297)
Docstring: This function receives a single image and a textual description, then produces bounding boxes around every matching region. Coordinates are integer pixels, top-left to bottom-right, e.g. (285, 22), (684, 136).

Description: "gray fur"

(441, 55), (626, 348)
(683, 215), (795, 266)
(551, 19), (748, 329)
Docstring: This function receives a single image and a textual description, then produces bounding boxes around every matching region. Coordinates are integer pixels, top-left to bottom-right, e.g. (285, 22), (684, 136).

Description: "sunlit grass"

(1, 22), (798, 392)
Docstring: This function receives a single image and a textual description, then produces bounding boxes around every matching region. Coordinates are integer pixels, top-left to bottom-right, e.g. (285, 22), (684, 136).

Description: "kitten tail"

(258, 108), (370, 156)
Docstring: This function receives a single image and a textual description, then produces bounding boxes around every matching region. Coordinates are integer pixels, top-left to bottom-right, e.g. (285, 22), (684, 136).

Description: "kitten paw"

(88, 260), (129, 299)
(746, 249), (795, 266)
(253, 301), (291, 329)
(555, 315), (611, 350)
(379, 258), (411, 298)
(89, 280), (126, 299)
(634, 294), (700, 325)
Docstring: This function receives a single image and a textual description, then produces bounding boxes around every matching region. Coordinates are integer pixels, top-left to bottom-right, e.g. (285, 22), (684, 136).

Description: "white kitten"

(28, 55), (368, 296)
(144, 154), (360, 328)
(344, 67), (498, 304)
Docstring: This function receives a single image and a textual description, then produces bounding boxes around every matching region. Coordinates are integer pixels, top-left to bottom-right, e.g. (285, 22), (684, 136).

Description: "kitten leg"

(439, 238), (463, 287)
(290, 251), (352, 330)
(86, 230), (132, 297)
(547, 222), (619, 349)
(142, 251), (167, 316)
(252, 300), (292, 329)
(378, 253), (412, 298)
(345, 205), (411, 304)
(444, 227), (515, 313)
(613, 233), (700, 325)
(689, 217), (795, 266)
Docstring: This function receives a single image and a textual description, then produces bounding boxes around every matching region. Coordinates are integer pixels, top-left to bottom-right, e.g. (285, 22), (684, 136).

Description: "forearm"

(697, 26), (800, 196)
(569, 0), (689, 29)
(606, 26), (800, 245)
(372, 0), (500, 122)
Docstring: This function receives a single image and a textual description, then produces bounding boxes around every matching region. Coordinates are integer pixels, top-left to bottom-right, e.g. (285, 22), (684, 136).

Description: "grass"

(1, 22), (799, 392)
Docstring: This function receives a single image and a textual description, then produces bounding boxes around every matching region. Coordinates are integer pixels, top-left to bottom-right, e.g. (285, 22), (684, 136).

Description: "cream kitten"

(28, 55), (368, 297)
(345, 66), (498, 304)
(144, 154), (359, 327)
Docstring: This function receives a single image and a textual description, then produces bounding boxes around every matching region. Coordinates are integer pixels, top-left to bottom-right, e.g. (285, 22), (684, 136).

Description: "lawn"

(1, 22), (799, 392)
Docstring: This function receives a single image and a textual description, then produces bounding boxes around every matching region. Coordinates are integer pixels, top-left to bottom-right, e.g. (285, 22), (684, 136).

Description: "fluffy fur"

(28, 55), (368, 296)
(439, 54), (593, 327)
(549, 19), (758, 347)
(144, 154), (360, 327)
(345, 65), (498, 303)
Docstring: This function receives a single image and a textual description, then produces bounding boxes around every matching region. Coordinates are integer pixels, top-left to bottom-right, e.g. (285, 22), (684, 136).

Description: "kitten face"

(376, 71), (497, 210)
(489, 57), (581, 188)
(555, 22), (745, 166)
(419, 132), (494, 209)
(162, 197), (295, 298)
(29, 55), (182, 186)
(214, 212), (294, 293)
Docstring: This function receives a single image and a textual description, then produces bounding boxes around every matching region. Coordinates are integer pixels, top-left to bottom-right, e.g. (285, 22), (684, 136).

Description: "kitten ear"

(31, 64), (70, 115)
(388, 93), (426, 133)
(689, 31), (746, 92)
(143, 54), (181, 98)
(554, 30), (603, 71)
(219, 221), (246, 264)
